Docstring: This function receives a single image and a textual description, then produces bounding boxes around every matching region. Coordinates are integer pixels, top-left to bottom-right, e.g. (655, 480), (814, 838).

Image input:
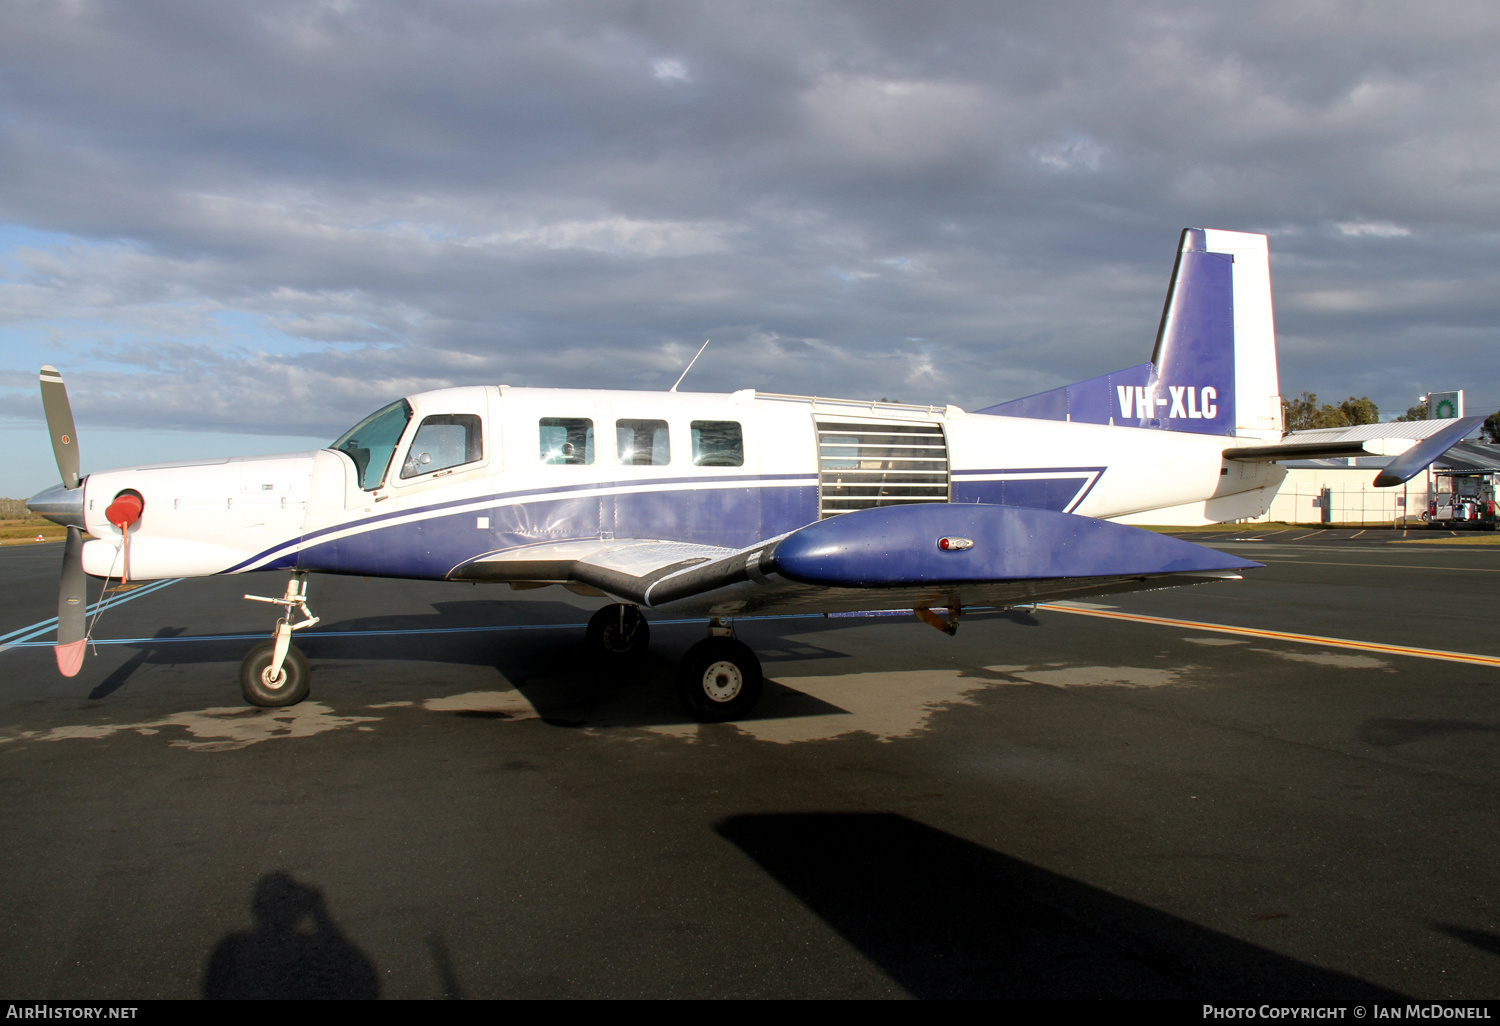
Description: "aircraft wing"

(452, 503), (1259, 619)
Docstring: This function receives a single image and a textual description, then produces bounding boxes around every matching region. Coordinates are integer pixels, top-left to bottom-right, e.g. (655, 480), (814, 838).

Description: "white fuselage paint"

(77, 385), (1282, 581)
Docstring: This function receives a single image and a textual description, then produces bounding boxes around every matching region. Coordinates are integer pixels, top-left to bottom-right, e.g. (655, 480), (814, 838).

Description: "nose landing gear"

(240, 572), (320, 707)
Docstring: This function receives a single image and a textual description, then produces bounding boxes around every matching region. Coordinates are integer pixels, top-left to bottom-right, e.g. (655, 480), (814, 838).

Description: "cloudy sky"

(3, 0), (1498, 495)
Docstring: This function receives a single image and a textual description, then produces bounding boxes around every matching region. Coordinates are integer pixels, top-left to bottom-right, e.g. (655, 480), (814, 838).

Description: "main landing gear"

(586, 606), (764, 722)
(677, 623), (763, 723)
(240, 572), (320, 708)
(585, 603), (651, 664)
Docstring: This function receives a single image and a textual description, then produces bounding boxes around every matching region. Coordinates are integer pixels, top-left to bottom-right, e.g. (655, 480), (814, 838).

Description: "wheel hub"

(604, 624), (639, 652)
(260, 666), (288, 689)
(702, 660), (742, 702)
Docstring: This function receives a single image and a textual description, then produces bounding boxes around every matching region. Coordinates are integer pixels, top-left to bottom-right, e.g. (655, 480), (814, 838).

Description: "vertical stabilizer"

(978, 228), (1282, 439)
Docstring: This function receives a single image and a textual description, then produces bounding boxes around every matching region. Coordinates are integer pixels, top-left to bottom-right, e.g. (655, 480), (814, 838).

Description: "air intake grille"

(816, 420), (949, 518)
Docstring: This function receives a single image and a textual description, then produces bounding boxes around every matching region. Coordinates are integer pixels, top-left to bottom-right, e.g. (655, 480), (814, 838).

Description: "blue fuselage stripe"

(224, 466), (1112, 581)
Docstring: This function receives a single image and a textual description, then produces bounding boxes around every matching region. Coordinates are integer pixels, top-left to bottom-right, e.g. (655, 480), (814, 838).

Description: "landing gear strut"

(676, 618), (763, 722)
(240, 572), (319, 707)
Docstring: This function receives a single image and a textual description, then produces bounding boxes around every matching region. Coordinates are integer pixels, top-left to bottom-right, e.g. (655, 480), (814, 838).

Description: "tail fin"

(978, 228), (1282, 439)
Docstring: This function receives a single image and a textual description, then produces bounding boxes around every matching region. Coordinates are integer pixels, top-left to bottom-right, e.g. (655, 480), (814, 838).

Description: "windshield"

(331, 399), (413, 490)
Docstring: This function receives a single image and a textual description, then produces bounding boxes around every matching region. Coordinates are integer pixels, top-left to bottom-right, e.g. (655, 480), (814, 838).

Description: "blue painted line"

(2, 607), (1013, 650)
(0, 579), (183, 653)
(2, 613), (825, 648)
(0, 578), (180, 644)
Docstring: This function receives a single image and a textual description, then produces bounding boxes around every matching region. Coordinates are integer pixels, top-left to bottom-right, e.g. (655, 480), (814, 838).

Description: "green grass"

(1389, 533), (1500, 545)
(0, 518), (69, 544)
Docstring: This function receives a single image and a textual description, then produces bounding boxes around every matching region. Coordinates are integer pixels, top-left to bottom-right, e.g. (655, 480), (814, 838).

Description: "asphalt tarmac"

(0, 529), (1497, 1000)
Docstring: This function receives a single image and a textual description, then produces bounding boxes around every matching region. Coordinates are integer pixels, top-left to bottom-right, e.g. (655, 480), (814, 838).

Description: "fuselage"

(70, 385), (1285, 583)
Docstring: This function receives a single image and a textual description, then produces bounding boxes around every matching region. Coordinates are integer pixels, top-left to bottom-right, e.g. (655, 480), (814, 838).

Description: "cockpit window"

(332, 399), (413, 490)
(401, 414), (483, 479)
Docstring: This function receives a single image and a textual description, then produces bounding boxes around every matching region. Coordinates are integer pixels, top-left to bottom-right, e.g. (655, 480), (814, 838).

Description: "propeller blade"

(57, 526), (87, 677)
(40, 365), (81, 491)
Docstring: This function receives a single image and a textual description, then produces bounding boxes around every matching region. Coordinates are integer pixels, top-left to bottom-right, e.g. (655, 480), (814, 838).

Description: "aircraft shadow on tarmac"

(88, 626), (187, 700)
(82, 600), (869, 728)
(718, 812), (1408, 1001)
(1434, 924), (1500, 960)
(202, 871), (380, 1000)
(77, 598), (1061, 730)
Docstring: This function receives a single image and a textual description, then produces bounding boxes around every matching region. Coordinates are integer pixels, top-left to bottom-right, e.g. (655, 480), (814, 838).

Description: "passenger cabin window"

(332, 399), (413, 490)
(401, 414), (483, 479)
(616, 419), (670, 466)
(540, 417), (594, 465)
(691, 421), (743, 467)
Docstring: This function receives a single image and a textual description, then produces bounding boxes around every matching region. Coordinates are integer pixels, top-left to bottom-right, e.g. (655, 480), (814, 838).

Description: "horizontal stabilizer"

(1374, 417), (1485, 487)
(1225, 440), (1373, 462)
(1224, 416), (1484, 488)
(767, 503), (1259, 587)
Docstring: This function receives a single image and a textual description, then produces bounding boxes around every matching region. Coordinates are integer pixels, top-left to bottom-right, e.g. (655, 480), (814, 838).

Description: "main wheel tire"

(677, 637), (763, 722)
(586, 604), (651, 664)
(239, 641), (311, 708)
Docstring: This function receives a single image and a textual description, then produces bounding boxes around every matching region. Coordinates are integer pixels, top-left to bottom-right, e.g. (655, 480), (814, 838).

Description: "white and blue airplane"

(26, 228), (1481, 720)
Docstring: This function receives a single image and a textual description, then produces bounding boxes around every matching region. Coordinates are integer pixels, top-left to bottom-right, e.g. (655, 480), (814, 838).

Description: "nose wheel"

(239, 640), (311, 707)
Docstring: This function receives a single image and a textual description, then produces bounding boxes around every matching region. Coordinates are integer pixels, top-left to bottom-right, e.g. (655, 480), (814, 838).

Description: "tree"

(1394, 403), (1428, 422)
(1281, 391), (1379, 431)
(1339, 396), (1380, 426)
(1282, 391), (1319, 431)
(1485, 410), (1500, 444)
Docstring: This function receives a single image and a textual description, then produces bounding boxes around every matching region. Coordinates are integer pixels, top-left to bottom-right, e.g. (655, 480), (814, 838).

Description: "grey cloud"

(1, 0), (1498, 445)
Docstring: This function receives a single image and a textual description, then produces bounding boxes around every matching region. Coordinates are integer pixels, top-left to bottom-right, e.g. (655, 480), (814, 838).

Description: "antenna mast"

(669, 339), (711, 393)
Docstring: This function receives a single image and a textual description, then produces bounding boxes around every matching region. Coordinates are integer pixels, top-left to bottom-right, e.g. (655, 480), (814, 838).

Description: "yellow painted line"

(1036, 604), (1500, 668)
(1263, 559), (1500, 573)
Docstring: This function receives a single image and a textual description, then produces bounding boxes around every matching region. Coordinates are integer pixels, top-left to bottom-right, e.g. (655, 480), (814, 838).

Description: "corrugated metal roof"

(1435, 441), (1500, 473)
(1283, 418), (1464, 444)
(1279, 441), (1500, 472)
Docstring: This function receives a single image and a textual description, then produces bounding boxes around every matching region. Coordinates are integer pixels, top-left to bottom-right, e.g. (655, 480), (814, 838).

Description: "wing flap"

(648, 569), (1247, 619)
(449, 538), (734, 600)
